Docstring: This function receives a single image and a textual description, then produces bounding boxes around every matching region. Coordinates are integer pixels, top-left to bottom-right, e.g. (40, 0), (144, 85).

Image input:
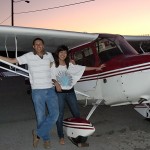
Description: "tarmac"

(1, 77), (150, 150)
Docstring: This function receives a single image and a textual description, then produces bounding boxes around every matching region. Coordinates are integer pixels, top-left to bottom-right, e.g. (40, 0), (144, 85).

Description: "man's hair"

(32, 38), (44, 45)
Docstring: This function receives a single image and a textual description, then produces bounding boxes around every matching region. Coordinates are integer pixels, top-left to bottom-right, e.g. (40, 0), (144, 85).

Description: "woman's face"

(58, 50), (67, 61)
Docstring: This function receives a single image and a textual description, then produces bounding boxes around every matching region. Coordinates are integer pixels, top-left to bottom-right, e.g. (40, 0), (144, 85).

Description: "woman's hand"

(70, 59), (76, 64)
(96, 64), (106, 71)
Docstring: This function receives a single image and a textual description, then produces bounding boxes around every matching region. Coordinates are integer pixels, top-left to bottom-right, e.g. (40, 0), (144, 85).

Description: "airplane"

(1, 25), (150, 144)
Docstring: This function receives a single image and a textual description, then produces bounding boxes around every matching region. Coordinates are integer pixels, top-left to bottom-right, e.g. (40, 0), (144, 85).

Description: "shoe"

(59, 138), (65, 145)
(43, 141), (51, 149)
(32, 130), (40, 148)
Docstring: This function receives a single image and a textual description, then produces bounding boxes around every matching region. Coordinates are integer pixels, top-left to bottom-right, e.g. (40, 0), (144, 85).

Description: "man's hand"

(52, 79), (62, 92)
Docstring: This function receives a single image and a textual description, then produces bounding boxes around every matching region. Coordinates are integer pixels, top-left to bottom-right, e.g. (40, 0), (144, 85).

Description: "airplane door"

(74, 79), (101, 100)
(101, 75), (128, 105)
(72, 45), (102, 100)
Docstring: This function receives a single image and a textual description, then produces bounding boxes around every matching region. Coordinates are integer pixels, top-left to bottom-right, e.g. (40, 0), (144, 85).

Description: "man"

(0, 38), (59, 149)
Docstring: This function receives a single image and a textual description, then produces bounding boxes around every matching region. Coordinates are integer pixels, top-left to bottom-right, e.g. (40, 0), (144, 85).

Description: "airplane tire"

(71, 136), (88, 144)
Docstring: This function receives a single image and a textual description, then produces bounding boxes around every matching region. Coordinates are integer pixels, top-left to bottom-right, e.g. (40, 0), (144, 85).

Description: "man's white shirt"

(17, 52), (54, 89)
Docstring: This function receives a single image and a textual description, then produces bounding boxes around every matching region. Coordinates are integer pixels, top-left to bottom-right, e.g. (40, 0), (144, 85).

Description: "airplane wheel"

(145, 118), (150, 121)
(71, 136), (88, 144)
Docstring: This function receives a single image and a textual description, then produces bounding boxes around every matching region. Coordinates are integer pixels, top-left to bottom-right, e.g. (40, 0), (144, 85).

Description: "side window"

(74, 51), (84, 65)
(83, 48), (95, 66)
(73, 47), (95, 66)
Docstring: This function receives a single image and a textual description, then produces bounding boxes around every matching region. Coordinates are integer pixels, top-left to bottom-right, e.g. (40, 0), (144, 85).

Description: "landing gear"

(63, 117), (95, 147)
(68, 136), (89, 147)
(86, 99), (104, 120)
(134, 103), (150, 118)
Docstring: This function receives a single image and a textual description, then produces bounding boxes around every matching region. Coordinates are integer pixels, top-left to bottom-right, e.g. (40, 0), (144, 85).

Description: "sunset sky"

(1, 0), (150, 35)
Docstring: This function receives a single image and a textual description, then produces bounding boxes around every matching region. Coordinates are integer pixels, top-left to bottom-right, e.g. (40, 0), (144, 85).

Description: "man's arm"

(0, 56), (18, 64)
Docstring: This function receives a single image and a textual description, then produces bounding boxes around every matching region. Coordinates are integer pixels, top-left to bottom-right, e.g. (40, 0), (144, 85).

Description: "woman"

(51, 45), (105, 145)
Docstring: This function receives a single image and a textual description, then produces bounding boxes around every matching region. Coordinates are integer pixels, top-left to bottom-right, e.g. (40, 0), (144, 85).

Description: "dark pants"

(56, 90), (80, 138)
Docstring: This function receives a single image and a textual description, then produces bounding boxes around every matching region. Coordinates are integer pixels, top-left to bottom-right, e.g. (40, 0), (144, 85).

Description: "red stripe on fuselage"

(79, 63), (150, 82)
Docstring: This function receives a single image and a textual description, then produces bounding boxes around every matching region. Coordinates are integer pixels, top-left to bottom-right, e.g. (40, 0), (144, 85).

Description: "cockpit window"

(74, 51), (84, 65)
(96, 38), (123, 63)
(74, 47), (95, 66)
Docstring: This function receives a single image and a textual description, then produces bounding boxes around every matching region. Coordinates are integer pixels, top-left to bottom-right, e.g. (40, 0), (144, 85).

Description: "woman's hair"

(54, 45), (70, 68)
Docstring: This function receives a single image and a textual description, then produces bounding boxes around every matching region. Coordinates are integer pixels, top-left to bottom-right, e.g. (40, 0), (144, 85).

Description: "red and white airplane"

(0, 26), (150, 142)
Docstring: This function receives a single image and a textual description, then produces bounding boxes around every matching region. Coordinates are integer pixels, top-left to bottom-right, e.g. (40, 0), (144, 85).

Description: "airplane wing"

(124, 35), (150, 53)
(124, 35), (150, 42)
(0, 25), (98, 53)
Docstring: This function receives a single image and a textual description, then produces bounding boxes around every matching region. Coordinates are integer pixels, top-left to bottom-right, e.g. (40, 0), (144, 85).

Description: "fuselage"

(70, 34), (150, 106)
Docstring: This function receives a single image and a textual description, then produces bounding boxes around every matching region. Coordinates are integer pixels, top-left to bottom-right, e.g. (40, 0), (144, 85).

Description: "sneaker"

(43, 141), (51, 149)
(32, 130), (40, 148)
(59, 138), (65, 145)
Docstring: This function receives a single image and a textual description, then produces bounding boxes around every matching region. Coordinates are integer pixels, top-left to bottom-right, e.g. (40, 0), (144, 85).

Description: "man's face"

(33, 40), (44, 54)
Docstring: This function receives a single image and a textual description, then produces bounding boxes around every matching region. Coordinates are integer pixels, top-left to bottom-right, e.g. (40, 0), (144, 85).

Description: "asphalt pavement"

(1, 77), (150, 150)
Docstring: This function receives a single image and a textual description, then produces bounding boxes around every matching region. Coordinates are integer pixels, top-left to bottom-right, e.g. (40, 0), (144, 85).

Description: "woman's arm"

(85, 64), (106, 71)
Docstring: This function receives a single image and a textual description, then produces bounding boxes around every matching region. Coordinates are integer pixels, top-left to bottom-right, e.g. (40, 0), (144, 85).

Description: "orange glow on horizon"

(1, 0), (150, 35)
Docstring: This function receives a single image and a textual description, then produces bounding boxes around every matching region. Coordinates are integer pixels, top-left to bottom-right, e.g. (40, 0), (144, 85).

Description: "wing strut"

(139, 42), (145, 53)
(4, 37), (12, 69)
(75, 90), (104, 120)
(5, 38), (9, 60)
(75, 90), (91, 107)
(86, 99), (104, 120)
(0, 59), (29, 78)
(1, 36), (29, 78)
(15, 36), (18, 58)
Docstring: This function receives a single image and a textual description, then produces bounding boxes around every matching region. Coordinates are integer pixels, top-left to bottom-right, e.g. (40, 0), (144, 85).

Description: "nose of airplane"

(63, 117), (95, 138)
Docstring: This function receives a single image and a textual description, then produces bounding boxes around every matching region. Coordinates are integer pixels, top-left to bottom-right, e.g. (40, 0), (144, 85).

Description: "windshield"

(96, 35), (138, 63)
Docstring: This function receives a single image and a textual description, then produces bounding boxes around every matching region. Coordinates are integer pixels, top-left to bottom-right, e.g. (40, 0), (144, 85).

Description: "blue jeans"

(56, 90), (80, 139)
(32, 87), (59, 141)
